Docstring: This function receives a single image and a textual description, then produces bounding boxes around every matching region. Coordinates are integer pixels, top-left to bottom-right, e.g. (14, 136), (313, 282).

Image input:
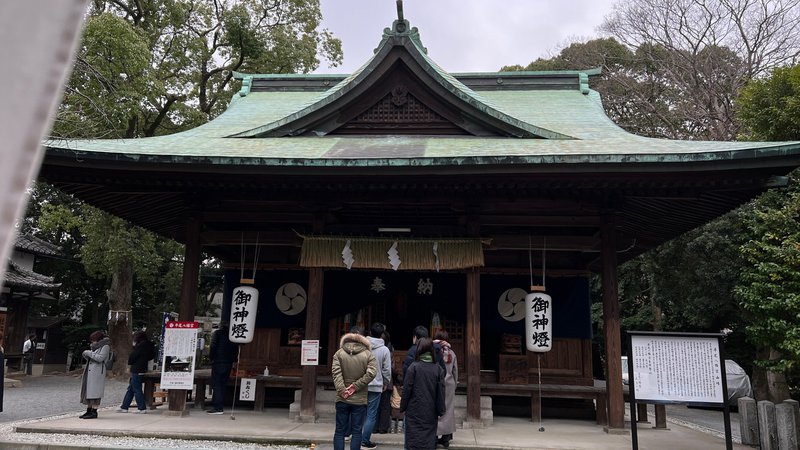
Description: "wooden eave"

(38, 150), (794, 273)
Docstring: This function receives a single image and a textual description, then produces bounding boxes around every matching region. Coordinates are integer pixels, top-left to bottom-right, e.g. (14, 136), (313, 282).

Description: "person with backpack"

(117, 331), (156, 414)
(79, 330), (111, 419)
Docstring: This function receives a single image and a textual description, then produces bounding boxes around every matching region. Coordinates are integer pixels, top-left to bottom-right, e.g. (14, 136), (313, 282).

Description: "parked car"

(621, 356), (629, 385)
(724, 360), (753, 405)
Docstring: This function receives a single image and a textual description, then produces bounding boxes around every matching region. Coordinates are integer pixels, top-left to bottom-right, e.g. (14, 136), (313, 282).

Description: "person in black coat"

(118, 331), (156, 413)
(208, 321), (237, 414)
(402, 326), (445, 379)
(400, 337), (445, 450)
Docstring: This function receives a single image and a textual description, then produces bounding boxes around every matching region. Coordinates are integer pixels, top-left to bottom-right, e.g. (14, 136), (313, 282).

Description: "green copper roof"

(44, 15), (800, 169)
(227, 16), (572, 140)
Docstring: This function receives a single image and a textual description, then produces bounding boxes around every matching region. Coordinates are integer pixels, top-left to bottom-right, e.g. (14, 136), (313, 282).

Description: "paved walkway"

(6, 406), (748, 450)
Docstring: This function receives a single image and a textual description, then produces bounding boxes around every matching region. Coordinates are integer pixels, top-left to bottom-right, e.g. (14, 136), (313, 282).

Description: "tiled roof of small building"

(3, 260), (61, 291)
(14, 234), (61, 256)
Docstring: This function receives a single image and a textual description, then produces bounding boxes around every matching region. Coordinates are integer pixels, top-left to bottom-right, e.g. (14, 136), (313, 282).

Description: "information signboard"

(301, 339), (319, 366)
(630, 333), (724, 403)
(160, 321), (199, 390)
(627, 331), (732, 450)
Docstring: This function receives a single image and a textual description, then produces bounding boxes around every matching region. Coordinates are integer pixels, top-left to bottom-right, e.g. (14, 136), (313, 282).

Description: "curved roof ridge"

(228, 18), (574, 140)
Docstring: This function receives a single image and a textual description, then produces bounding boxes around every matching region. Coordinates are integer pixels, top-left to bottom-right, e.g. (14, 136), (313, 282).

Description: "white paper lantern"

(230, 285), (259, 343)
(525, 287), (552, 352)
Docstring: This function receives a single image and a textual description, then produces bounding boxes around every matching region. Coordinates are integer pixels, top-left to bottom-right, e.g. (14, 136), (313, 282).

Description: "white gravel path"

(1, 374), (306, 449)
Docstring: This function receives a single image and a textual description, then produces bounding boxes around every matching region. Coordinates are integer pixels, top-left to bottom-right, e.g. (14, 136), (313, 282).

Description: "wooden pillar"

(299, 267), (323, 421)
(178, 218), (201, 322)
(465, 267), (482, 425)
(654, 404), (667, 428)
(637, 403), (649, 422)
(602, 217), (624, 429)
(7, 291), (29, 354)
(168, 217), (201, 415)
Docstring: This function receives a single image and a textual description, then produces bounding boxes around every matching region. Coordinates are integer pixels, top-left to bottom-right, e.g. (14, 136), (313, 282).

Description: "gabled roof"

(3, 260), (61, 292)
(228, 17), (573, 139)
(14, 234), (61, 256)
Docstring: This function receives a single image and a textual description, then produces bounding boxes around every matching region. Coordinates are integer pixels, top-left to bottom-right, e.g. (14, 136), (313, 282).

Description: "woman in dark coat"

(118, 331), (156, 413)
(79, 330), (110, 419)
(400, 337), (445, 450)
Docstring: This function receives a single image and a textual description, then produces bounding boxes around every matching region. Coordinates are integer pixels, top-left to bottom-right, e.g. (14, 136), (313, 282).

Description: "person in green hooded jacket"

(331, 331), (377, 450)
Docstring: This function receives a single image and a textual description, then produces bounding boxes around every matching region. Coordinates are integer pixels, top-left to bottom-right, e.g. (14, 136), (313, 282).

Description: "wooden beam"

(200, 231), (302, 246)
(478, 215), (603, 227)
(202, 211), (314, 223)
(601, 218), (624, 429)
(488, 235), (601, 252)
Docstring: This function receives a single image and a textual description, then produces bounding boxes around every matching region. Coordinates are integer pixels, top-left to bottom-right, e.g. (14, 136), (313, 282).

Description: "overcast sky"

(317, 0), (619, 73)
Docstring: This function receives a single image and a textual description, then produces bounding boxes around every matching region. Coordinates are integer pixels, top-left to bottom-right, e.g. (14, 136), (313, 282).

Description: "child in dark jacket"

(390, 366), (404, 433)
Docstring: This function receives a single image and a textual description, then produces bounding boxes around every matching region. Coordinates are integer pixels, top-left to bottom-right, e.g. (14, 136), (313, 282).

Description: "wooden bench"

(141, 370), (334, 411)
(475, 381), (610, 426)
(4, 353), (28, 372)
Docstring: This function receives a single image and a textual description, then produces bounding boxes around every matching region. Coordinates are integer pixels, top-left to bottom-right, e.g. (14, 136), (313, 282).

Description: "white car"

(621, 356), (629, 385)
(724, 360), (753, 405)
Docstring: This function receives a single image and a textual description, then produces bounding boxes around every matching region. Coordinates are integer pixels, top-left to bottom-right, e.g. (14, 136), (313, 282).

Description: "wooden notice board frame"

(626, 331), (732, 450)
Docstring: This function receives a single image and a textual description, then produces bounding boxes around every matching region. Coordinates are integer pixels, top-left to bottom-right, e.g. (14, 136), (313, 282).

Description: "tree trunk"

(107, 259), (134, 380)
(752, 346), (791, 403)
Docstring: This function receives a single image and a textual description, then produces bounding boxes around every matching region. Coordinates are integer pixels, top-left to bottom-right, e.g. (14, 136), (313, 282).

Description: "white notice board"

(630, 334), (724, 403)
(301, 339), (319, 366)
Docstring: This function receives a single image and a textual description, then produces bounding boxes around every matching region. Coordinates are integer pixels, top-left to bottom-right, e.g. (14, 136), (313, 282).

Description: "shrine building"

(38, 7), (800, 429)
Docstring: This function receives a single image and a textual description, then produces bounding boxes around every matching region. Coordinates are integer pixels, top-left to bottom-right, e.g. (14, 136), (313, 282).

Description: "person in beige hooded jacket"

(331, 331), (377, 450)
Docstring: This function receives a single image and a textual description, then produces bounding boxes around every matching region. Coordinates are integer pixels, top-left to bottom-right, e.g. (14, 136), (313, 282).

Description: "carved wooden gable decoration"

(229, 18), (573, 140)
(333, 64), (471, 135)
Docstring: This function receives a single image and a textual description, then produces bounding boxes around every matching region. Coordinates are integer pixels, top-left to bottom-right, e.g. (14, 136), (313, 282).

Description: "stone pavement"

(5, 407), (749, 450)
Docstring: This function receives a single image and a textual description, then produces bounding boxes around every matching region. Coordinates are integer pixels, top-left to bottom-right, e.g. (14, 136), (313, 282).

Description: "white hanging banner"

(230, 286), (259, 343)
(525, 289), (552, 352)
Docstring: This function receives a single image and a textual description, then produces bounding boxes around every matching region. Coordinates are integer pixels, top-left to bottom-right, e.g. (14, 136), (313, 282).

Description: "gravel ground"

(1, 374), (305, 449)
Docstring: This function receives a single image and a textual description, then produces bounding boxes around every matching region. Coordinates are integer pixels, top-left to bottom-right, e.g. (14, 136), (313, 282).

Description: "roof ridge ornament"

(392, 2), (409, 34)
(382, 0), (426, 53)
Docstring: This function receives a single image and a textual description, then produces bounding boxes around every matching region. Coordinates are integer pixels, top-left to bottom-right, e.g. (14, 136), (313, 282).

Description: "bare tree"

(603, 0), (800, 77)
(598, 0), (800, 141)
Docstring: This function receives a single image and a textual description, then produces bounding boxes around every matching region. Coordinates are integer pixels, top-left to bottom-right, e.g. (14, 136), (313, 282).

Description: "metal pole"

(628, 332), (638, 450)
(230, 345), (241, 420)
